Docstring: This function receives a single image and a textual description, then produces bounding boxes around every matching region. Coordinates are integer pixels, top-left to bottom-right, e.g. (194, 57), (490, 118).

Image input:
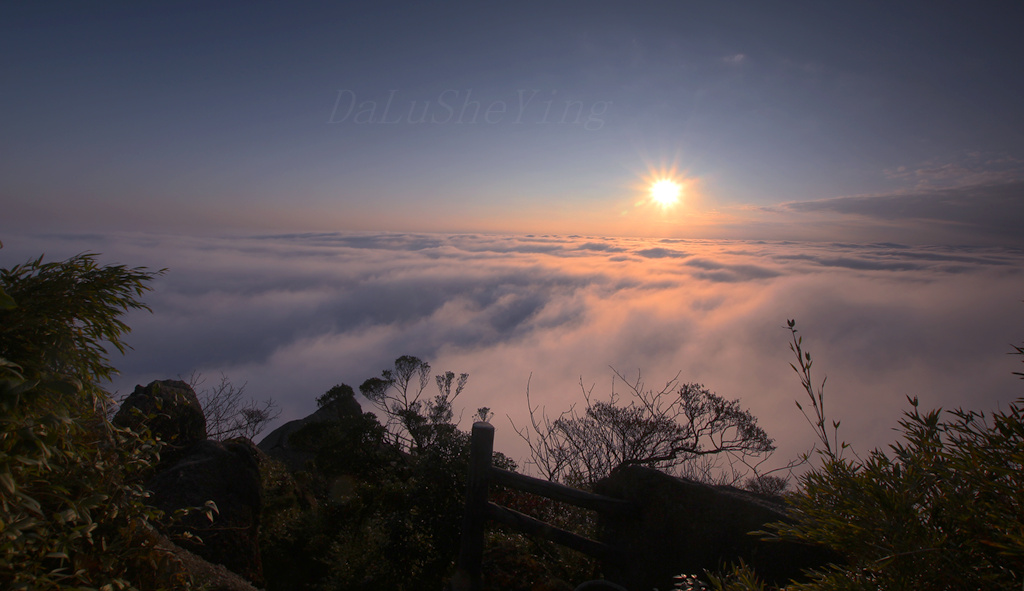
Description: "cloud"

(577, 242), (627, 253)
(773, 254), (927, 272)
(636, 247), (688, 259)
(683, 258), (782, 282)
(782, 179), (1024, 245)
(3, 231), (1021, 473)
(883, 154), (1024, 189)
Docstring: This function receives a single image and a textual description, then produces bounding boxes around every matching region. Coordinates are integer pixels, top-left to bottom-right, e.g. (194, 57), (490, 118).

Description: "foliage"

(289, 403), (403, 481)
(484, 486), (604, 590)
(766, 394), (1024, 591)
(359, 355), (469, 452)
(261, 371), (567, 591)
(479, 526), (600, 591)
(314, 433), (483, 591)
(512, 370), (775, 486)
(0, 253), (186, 589)
(187, 372), (281, 440)
(0, 252), (164, 383)
(741, 473), (789, 497)
(258, 409), (392, 591)
(316, 383), (356, 409)
(701, 322), (1024, 591)
(672, 560), (765, 591)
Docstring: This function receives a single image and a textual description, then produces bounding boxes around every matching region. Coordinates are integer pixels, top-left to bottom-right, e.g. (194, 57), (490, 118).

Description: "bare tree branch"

(512, 369), (776, 487)
(188, 372), (281, 441)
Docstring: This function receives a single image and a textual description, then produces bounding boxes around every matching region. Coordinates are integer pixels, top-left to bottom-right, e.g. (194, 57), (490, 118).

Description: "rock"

(257, 390), (362, 471)
(113, 379), (265, 586)
(114, 379), (206, 461)
(130, 521), (262, 591)
(147, 438), (264, 586)
(593, 465), (836, 590)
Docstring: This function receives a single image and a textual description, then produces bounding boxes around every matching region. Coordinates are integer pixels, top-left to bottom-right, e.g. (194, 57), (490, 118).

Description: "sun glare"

(650, 179), (682, 208)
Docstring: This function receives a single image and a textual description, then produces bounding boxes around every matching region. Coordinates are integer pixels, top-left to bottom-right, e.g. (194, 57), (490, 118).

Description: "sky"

(3, 1), (1024, 242)
(2, 2), (1023, 476)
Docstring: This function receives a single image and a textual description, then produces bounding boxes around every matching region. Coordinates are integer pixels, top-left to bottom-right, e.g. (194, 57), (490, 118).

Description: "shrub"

(0, 252), (180, 588)
(701, 322), (1024, 591)
(770, 395), (1024, 590)
(699, 322), (1024, 591)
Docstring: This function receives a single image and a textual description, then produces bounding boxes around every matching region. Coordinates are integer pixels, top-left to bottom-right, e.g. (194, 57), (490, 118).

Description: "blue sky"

(3, 1), (1023, 242)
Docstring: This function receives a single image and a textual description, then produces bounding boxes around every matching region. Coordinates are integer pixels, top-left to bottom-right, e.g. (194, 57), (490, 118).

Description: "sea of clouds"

(3, 231), (1023, 474)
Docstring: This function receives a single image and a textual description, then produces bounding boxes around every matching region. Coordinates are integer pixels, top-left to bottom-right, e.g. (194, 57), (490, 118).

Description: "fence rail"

(452, 421), (634, 591)
(488, 467), (635, 516)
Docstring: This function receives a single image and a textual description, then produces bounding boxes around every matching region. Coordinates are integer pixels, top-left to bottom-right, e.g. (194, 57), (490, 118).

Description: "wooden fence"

(451, 421), (635, 591)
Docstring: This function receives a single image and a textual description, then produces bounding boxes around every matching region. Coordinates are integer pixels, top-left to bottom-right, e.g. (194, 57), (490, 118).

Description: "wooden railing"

(451, 422), (635, 591)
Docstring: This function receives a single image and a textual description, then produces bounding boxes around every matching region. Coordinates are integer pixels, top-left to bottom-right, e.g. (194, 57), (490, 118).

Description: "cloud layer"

(3, 232), (1022, 472)
(779, 179), (1024, 246)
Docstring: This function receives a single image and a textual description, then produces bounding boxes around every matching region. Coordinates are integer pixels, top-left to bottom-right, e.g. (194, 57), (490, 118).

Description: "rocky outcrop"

(147, 438), (264, 586)
(115, 380), (264, 587)
(114, 379), (206, 462)
(594, 466), (836, 590)
(257, 392), (362, 471)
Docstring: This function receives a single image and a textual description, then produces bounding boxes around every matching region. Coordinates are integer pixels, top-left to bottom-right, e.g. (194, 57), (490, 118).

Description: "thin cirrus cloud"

(2, 232), (1022, 470)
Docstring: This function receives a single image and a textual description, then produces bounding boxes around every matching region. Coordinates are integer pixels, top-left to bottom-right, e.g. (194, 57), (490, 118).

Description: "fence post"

(452, 421), (494, 591)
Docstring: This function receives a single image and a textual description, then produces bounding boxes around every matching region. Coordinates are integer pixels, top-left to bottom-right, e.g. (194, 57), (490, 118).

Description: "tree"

(316, 382), (356, 408)
(359, 355), (469, 451)
(187, 372), (281, 440)
(512, 369), (775, 487)
(0, 252), (190, 588)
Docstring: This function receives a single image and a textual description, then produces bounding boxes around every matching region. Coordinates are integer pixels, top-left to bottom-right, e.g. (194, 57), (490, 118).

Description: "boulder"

(258, 392), (362, 471)
(594, 466), (836, 590)
(146, 438), (264, 586)
(114, 379), (206, 461)
(113, 379), (265, 586)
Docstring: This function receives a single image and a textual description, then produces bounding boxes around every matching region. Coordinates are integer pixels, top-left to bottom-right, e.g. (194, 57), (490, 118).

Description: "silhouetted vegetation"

(512, 371), (776, 487)
(188, 372), (281, 440)
(358, 355), (469, 452)
(692, 321), (1024, 590)
(260, 357), (600, 591)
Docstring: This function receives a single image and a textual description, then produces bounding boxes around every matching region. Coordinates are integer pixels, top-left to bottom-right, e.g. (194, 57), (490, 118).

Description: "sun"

(649, 179), (682, 208)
